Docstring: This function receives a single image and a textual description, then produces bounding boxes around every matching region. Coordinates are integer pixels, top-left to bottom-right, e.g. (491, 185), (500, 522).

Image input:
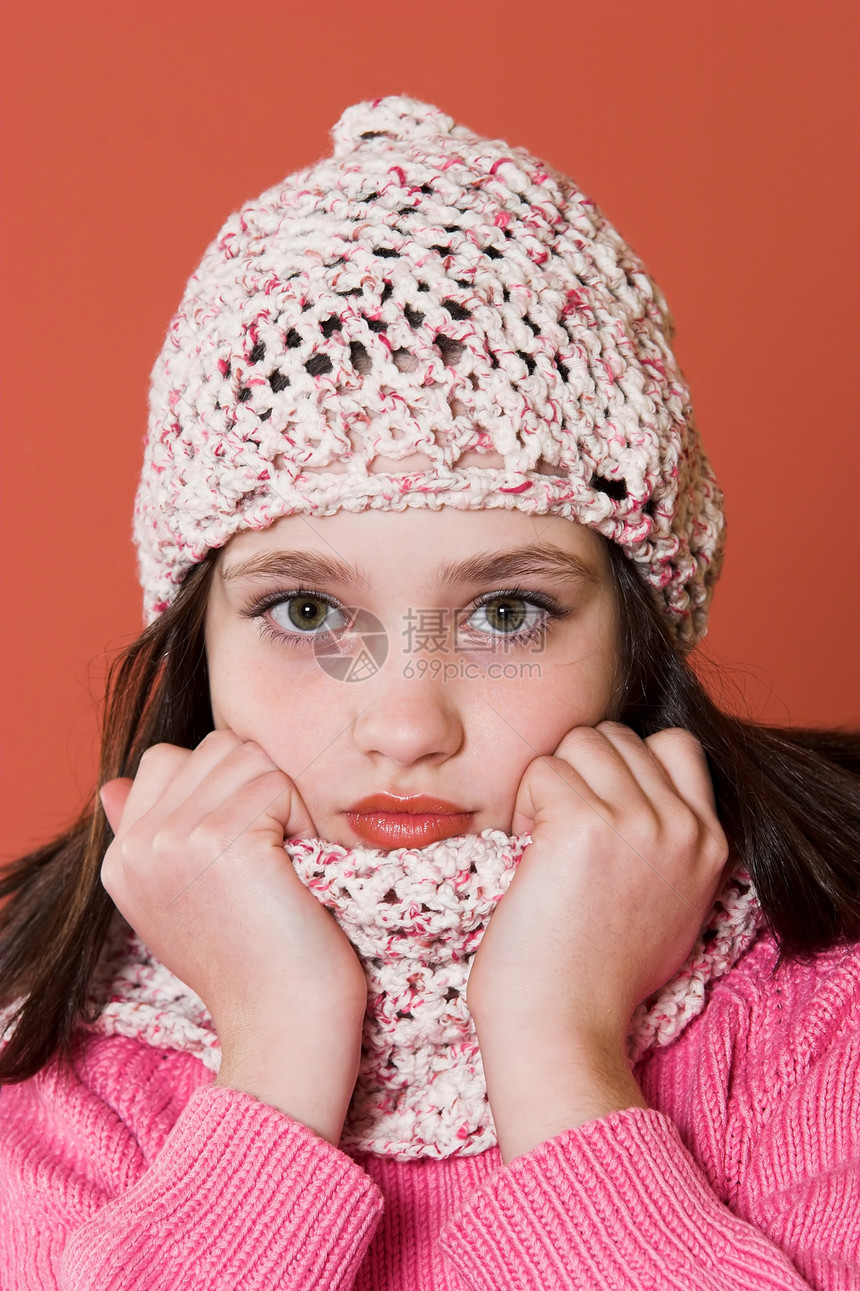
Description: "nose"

(351, 657), (465, 767)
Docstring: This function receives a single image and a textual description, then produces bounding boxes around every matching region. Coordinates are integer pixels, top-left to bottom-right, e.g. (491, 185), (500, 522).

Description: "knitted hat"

(135, 96), (724, 644)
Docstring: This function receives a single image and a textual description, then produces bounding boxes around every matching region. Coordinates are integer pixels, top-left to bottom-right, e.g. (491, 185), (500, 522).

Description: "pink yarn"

(136, 96), (724, 644)
(5, 931), (856, 1288)
(64, 829), (761, 1159)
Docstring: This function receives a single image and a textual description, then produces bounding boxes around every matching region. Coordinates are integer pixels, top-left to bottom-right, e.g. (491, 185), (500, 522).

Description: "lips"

(344, 793), (475, 849)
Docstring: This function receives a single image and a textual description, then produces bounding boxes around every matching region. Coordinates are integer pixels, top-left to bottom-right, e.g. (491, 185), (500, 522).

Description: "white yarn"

(135, 96), (724, 645)
(73, 829), (760, 1160)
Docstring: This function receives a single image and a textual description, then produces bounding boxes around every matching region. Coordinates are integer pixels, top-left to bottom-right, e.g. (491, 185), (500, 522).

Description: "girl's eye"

(266, 594), (350, 640)
(461, 592), (565, 648)
(466, 597), (535, 636)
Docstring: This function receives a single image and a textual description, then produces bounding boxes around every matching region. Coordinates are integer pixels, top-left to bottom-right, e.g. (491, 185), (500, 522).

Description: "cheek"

(207, 640), (331, 759)
(495, 680), (603, 755)
(478, 635), (617, 758)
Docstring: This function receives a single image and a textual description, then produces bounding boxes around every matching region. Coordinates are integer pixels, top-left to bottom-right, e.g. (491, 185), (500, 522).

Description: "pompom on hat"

(136, 96), (724, 644)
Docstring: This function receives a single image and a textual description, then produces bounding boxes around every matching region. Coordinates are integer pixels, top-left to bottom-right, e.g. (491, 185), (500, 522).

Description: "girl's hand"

(466, 722), (729, 1163)
(100, 730), (367, 1145)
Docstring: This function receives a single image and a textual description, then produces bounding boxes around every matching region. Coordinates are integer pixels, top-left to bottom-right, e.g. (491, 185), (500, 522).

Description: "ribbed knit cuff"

(62, 1085), (383, 1290)
(440, 1109), (809, 1290)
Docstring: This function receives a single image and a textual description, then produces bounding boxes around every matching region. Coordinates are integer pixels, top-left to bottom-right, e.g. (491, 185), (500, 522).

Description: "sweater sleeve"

(0, 1040), (383, 1291)
(439, 1109), (812, 1290)
(440, 941), (860, 1291)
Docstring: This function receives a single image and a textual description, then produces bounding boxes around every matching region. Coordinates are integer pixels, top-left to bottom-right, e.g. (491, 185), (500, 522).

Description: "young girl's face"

(204, 498), (619, 848)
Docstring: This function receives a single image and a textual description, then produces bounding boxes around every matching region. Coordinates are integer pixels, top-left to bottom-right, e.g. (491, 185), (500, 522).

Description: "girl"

(1, 97), (858, 1290)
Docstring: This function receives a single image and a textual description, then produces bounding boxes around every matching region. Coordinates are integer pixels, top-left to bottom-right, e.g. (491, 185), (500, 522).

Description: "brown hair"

(0, 554), (217, 1082)
(1, 543), (858, 1083)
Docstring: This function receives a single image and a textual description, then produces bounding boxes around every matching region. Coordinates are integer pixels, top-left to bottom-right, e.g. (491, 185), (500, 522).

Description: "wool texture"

(3, 933), (858, 1289)
(136, 96), (724, 644)
(76, 829), (761, 1159)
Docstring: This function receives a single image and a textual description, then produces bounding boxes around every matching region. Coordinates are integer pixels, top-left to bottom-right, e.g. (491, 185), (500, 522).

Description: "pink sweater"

(1, 932), (857, 1290)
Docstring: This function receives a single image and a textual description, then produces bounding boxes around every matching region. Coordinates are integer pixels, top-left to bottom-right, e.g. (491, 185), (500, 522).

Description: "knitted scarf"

(78, 829), (761, 1160)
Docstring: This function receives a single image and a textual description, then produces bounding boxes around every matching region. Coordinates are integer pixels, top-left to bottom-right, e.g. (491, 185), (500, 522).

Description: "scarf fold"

(79, 829), (760, 1159)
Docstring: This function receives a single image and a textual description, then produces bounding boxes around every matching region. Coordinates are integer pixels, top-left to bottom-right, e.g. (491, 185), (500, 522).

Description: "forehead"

(218, 504), (610, 588)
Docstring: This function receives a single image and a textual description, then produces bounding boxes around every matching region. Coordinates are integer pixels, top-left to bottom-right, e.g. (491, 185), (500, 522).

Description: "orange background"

(2, 0), (858, 862)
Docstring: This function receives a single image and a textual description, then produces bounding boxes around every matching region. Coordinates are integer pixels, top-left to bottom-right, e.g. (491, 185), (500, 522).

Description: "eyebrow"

(221, 543), (600, 591)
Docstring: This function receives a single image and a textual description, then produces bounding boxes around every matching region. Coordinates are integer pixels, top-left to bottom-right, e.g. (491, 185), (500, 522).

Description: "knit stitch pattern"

(4, 934), (858, 1289)
(136, 96), (724, 644)
(59, 829), (761, 1159)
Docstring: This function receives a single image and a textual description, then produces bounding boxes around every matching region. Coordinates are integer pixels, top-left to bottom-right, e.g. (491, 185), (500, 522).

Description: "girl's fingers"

(160, 738), (317, 843)
(99, 778), (134, 834)
(510, 747), (595, 835)
(510, 724), (651, 835)
(554, 722), (717, 827)
(153, 742), (284, 835)
(643, 727), (719, 818)
(112, 742), (193, 831)
(125, 731), (252, 824)
(108, 732), (319, 879)
(525, 723), (726, 888)
(191, 764), (316, 848)
(548, 723), (656, 811)
(597, 724), (728, 878)
(112, 731), (289, 837)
